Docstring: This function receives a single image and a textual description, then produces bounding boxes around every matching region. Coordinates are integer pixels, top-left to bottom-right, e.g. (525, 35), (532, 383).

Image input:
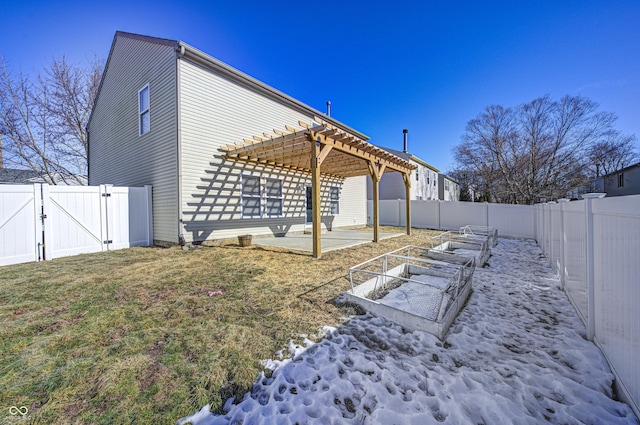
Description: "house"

(602, 162), (640, 197)
(87, 32), (415, 255)
(438, 174), (460, 201)
(0, 143), (42, 184)
(0, 168), (42, 184)
(0, 167), (86, 185)
(566, 162), (640, 199)
(366, 132), (440, 201)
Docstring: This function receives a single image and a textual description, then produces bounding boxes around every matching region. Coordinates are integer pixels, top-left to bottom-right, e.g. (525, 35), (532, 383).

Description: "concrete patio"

(252, 228), (403, 253)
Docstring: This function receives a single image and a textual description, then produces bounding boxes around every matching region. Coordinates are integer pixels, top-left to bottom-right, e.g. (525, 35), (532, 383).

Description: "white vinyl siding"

(179, 58), (368, 241)
(139, 84), (150, 135)
(88, 35), (178, 243)
(367, 163), (439, 201)
(332, 176), (366, 228)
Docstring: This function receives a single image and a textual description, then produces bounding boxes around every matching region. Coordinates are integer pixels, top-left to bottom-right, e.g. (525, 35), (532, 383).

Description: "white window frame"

(241, 175), (261, 218)
(264, 178), (284, 218)
(329, 186), (340, 216)
(138, 84), (150, 136)
(241, 175), (284, 218)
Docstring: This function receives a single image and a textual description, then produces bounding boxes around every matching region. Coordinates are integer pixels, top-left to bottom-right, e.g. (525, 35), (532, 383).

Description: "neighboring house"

(0, 168), (43, 184)
(602, 162), (640, 197)
(88, 32), (414, 247)
(0, 168), (86, 185)
(566, 162), (640, 199)
(438, 174), (460, 201)
(367, 146), (440, 201)
(566, 178), (604, 200)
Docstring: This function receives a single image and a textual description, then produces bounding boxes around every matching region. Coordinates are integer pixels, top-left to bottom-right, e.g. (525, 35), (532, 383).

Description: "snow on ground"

(178, 238), (639, 425)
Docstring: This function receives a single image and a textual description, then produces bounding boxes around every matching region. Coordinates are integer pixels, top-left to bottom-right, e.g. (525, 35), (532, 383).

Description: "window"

(415, 170), (419, 181)
(139, 84), (150, 135)
(264, 178), (283, 217)
(330, 186), (340, 215)
(241, 175), (261, 218)
(618, 173), (624, 188)
(241, 175), (283, 218)
(445, 180), (450, 191)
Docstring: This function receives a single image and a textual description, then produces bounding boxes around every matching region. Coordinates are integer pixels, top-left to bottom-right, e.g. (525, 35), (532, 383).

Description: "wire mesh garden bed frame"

(429, 231), (492, 266)
(344, 246), (476, 339)
(459, 225), (499, 247)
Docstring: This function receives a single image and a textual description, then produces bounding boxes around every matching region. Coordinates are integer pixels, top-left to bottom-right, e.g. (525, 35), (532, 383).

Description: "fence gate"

(0, 184), (152, 266)
(0, 185), (43, 266)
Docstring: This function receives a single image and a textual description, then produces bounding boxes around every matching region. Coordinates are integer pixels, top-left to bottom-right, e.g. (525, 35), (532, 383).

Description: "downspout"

(176, 43), (186, 245)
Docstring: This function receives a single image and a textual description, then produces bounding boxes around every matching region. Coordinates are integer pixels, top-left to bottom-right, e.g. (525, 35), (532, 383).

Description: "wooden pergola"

(220, 117), (416, 258)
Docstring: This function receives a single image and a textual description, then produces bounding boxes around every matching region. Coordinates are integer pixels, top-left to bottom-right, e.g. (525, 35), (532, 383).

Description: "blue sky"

(3, 0), (639, 172)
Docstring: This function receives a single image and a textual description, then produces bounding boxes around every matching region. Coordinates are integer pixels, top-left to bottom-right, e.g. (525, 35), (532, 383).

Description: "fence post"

(41, 184), (52, 261)
(582, 193), (606, 341)
(100, 184), (114, 251)
(144, 185), (153, 245)
(547, 201), (556, 268)
(436, 200), (441, 230)
(33, 184), (45, 262)
(540, 203), (547, 255)
(485, 202), (489, 228)
(557, 199), (570, 290)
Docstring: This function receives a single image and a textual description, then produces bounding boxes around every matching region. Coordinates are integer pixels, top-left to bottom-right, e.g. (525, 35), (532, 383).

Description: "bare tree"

(453, 95), (636, 204)
(587, 131), (639, 177)
(0, 55), (102, 184)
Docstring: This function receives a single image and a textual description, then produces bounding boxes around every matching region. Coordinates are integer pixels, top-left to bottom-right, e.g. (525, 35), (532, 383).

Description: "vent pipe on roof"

(326, 101), (331, 117)
(403, 129), (409, 153)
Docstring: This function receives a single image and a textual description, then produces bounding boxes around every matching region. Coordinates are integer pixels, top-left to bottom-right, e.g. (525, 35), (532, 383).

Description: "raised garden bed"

(344, 245), (475, 339)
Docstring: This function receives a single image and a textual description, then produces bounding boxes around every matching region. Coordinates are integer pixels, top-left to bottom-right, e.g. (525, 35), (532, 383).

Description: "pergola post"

(310, 135), (322, 258)
(402, 173), (412, 236)
(368, 160), (386, 243)
(371, 173), (380, 243)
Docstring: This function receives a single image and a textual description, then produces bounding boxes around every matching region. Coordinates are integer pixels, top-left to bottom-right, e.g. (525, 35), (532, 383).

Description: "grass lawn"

(0, 227), (441, 424)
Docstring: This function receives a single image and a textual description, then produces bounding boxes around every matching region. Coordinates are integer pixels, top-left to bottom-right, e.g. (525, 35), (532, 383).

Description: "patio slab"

(252, 229), (403, 253)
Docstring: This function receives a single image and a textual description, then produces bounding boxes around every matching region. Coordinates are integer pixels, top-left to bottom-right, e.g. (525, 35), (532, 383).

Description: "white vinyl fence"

(367, 200), (536, 238)
(1, 184), (153, 266)
(370, 197), (639, 417)
(536, 195), (640, 418)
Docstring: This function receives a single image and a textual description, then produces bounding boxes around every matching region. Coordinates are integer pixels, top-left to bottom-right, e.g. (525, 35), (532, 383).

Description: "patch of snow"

(177, 239), (639, 425)
(378, 280), (448, 321)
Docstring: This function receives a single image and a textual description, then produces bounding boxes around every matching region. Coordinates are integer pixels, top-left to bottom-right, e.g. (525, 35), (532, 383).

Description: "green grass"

(0, 227), (440, 424)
